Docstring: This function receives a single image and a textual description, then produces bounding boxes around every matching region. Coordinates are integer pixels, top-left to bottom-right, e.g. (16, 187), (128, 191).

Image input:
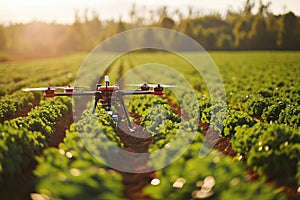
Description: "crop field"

(0, 51), (299, 200)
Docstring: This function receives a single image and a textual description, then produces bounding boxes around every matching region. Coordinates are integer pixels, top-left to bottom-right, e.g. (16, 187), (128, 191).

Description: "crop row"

(232, 123), (300, 186)
(0, 54), (85, 95)
(119, 52), (299, 198)
(126, 91), (287, 199)
(33, 106), (125, 199)
(212, 52), (300, 128)
(125, 51), (300, 129)
(1, 51), (298, 199)
(0, 97), (71, 186)
(0, 91), (40, 121)
(0, 54), (85, 121)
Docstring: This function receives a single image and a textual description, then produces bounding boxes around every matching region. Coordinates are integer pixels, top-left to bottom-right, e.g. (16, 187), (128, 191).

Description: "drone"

(23, 76), (175, 132)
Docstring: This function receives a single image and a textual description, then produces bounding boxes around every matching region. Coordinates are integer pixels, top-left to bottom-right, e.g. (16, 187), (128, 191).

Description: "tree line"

(0, 0), (299, 54)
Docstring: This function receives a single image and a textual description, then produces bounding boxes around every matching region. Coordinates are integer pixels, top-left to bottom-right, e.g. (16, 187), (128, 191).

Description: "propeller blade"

(125, 83), (177, 88)
(52, 86), (90, 90)
(22, 87), (50, 91)
(125, 84), (144, 87)
(23, 86), (90, 92)
(154, 84), (178, 88)
(74, 86), (90, 89)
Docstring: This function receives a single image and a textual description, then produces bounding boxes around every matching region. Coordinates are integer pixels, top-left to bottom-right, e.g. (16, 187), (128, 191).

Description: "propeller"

(23, 86), (90, 92)
(53, 86), (90, 90)
(126, 83), (177, 88)
(22, 87), (51, 92)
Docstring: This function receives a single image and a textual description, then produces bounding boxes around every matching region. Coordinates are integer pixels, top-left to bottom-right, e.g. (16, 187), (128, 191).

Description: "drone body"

(23, 76), (169, 132)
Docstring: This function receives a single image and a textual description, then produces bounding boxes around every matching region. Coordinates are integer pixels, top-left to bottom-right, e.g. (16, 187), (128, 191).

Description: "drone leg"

(92, 99), (97, 114)
(118, 94), (135, 132)
(92, 92), (101, 114)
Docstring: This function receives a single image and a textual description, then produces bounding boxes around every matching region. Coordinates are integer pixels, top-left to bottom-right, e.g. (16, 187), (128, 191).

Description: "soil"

(116, 109), (236, 200)
(116, 121), (155, 200)
(0, 111), (74, 200)
(199, 122), (236, 157)
(0, 163), (36, 200)
(0, 98), (40, 123)
(50, 112), (74, 147)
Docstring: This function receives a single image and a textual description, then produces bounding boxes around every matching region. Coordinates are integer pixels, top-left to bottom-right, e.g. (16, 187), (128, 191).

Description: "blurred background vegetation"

(0, 0), (299, 59)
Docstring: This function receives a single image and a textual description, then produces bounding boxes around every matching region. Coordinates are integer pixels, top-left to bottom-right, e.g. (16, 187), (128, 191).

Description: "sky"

(0, 0), (299, 25)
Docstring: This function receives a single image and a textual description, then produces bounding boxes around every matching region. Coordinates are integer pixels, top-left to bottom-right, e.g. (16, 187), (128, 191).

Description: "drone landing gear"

(118, 92), (135, 133)
(92, 91), (102, 114)
(92, 91), (135, 133)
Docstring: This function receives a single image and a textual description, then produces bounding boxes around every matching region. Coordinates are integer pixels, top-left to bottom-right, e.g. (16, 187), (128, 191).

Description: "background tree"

(242, 0), (255, 16)
(203, 29), (217, 50)
(277, 12), (299, 49)
(0, 25), (6, 50)
(0, 1), (299, 55)
(248, 15), (268, 49)
(217, 34), (233, 50)
(72, 10), (85, 51)
(258, 0), (272, 17)
(233, 19), (250, 49)
(266, 14), (279, 49)
(160, 17), (175, 29)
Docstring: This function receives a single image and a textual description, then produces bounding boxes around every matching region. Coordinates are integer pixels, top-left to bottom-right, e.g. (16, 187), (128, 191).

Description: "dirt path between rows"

(50, 106), (156, 200)
(50, 112), (74, 147)
(0, 98), (40, 124)
(0, 110), (74, 200)
(116, 122), (155, 200)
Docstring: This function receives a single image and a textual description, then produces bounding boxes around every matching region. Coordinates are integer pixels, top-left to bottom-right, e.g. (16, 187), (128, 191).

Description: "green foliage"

(0, 92), (38, 120)
(0, 51), (299, 199)
(0, 97), (72, 187)
(212, 51), (300, 129)
(35, 133), (124, 200)
(129, 94), (183, 153)
(6, 97), (71, 138)
(141, 103), (180, 135)
(199, 101), (227, 132)
(136, 51), (299, 199)
(144, 143), (286, 200)
(0, 53), (84, 120)
(34, 106), (124, 200)
(0, 124), (45, 185)
(199, 100), (258, 137)
(223, 109), (258, 137)
(232, 123), (300, 184)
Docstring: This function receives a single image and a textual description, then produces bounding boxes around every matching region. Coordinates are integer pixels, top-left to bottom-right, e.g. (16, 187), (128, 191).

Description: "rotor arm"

(121, 90), (164, 96)
(44, 91), (101, 97)
(42, 91), (103, 114)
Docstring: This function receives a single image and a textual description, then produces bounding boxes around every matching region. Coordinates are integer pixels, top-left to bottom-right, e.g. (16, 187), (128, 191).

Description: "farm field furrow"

(0, 51), (299, 200)
(0, 54), (86, 121)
